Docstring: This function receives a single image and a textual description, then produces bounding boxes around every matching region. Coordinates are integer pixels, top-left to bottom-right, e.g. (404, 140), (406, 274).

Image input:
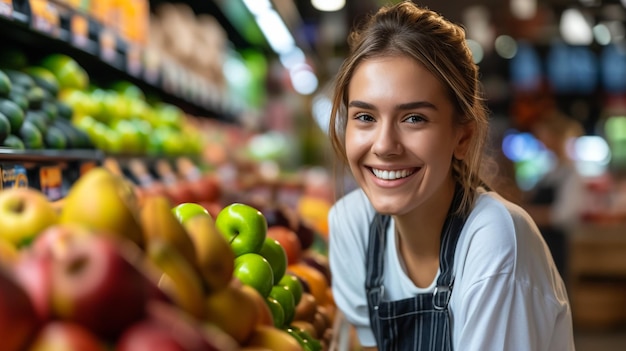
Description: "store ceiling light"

(255, 10), (296, 54)
(279, 47), (306, 70)
(242, 0), (271, 16)
(495, 35), (518, 59)
(290, 63), (319, 95)
(242, 0), (319, 95)
(560, 8), (593, 45)
(311, 0), (346, 12)
(510, 0), (536, 20)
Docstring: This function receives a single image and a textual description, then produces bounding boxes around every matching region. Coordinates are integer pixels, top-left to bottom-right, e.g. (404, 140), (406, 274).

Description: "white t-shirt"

(329, 188), (575, 350)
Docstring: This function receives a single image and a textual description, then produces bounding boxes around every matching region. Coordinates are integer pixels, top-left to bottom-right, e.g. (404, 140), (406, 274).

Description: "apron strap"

(365, 213), (389, 307)
(434, 183), (469, 309)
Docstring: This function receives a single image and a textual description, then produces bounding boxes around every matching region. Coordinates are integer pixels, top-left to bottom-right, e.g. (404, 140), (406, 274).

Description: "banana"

(182, 214), (235, 294)
(146, 239), (207, 320)
(140, 195), (200, 275)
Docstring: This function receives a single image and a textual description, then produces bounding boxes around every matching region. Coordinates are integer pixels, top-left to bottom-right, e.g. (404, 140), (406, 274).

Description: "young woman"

(327, 2), (575, 350)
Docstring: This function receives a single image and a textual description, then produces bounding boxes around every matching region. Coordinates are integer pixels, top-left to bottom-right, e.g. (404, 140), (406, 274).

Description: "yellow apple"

(0, 187), (59, 247)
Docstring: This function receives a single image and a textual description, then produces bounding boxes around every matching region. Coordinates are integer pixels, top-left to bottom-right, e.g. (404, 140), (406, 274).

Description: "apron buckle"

(367, 285), (385, 310)
(433, 285), (452, 310)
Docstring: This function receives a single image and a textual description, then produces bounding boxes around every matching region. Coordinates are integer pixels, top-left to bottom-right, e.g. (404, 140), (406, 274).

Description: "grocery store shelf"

(0, 148), (104, 163)
(0, 1), (242, 122)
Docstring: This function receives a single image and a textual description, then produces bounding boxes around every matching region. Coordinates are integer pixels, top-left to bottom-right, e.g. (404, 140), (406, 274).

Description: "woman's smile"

(370, 167), (417, 180)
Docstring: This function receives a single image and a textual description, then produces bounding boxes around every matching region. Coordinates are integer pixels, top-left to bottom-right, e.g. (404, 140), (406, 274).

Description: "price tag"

(79, 161), (97, 176)
(70, 13), (89, 49)
(30, 0), (60, 37)
(0, 0), (12, 18)
(99, 28), (117, 63)
(40, 166), (63, 201)
(2, 164), (29, 189)
(143, 48), (161, 84)
(126, 44), (142, 77)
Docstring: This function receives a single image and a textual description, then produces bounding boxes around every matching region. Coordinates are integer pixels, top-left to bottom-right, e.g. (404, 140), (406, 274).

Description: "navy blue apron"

(365, 185), (468, 350)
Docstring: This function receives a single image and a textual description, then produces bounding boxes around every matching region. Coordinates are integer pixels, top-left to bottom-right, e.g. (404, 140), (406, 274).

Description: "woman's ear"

(453, 122), (474, 160)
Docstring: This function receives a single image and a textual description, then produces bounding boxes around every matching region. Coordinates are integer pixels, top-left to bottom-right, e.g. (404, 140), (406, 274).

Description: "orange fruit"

(287, 263), (328, 306)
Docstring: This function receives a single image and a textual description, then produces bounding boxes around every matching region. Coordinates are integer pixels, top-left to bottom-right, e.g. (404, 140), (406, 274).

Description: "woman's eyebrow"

(348, 100), (437, 111)
(348, 100), (375, 109)
(396, 101), (438, 111)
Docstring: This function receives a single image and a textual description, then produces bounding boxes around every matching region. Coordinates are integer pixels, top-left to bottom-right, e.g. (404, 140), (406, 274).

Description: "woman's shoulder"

(329, 188), (376, 221)
(470, 190), (537, 233)
(455, 189), (559, 287)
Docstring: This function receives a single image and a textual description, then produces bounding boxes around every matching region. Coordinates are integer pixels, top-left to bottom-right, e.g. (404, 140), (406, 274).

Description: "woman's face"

(345, 55), (470, 215)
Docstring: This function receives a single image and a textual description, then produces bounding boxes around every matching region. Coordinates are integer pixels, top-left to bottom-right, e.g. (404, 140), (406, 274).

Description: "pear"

(182, 213), (235, 293)
(59, 167), (144, 248)
(139, 195), (199, 271)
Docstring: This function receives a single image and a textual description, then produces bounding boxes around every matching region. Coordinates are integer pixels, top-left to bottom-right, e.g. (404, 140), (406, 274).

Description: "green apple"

(259, 237), (288, 285)
(278, 273), (303, 306)
(0, 187), (59, 247)
(269, 284), (296, 327)
(233, 253), (274, 298)
(265, 296), (285, 328)
(171, 203), (210, 224)
(215, 203), (267, 257)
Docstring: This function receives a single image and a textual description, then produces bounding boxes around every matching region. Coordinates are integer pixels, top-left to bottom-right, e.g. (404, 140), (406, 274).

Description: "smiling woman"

(326, 2), (575, 350)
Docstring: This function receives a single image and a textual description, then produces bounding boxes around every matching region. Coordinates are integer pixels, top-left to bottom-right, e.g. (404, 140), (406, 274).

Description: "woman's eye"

(405, 114), (426, 123)
(355, 113), (375, 122)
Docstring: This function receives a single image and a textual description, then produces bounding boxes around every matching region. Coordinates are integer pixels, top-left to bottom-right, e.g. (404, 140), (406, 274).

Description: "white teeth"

(372, 168), (414, 180)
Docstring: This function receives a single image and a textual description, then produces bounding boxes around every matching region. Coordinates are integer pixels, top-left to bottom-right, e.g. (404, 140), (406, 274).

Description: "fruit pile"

(0, 167), (335, 351)
(0, 64), (93, 150)
(0, 51), (204, 156)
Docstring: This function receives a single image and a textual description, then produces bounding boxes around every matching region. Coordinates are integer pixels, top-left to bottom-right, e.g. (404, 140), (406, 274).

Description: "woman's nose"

(372, 124), (402, 157)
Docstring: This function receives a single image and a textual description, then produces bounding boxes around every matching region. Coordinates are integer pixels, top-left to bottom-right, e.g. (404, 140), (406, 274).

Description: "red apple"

(166, 180), (197, 206)
(115, 302), (238, 351)
(28, 321), (107, 351)
(50, 234), (154, 341)
(11, 250), (53, 322)
(267, 226), (302, 265)
(0, 265), (41, 351)
(143, 300), (239, 351)
(116, 320), (188, 351)
(189, 175), (222, 203)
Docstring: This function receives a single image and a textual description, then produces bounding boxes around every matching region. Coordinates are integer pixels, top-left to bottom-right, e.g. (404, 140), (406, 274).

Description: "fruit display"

(0, 51), (204, 157)
(0, 166), (336, 351)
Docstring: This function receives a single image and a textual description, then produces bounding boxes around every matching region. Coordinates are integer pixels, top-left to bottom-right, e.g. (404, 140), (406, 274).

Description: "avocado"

(0, 70), (12, 97)
(44, 125), (68, 149)
(2, 134), (25, 149)
(8, 91), (29, 111)
(24, 110), (49, 136)
(0, 112), (10, 143)
(4, 69), (35, 90)
(18, 120), (44, 149)
(22, 66), (59, 97)
(26, 86), (46, 110)
(54, 118), (95, 149)
(41, 101), (58, 121)
(55, 100), (73, 120)
(0, 98), (25, 133)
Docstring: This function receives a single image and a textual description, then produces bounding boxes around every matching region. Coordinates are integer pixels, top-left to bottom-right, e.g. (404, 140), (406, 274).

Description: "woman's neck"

(394, 179), (456, 259)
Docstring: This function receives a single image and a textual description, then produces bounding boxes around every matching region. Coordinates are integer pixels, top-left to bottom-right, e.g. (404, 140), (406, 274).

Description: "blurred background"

(2, 0), (626, 348)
